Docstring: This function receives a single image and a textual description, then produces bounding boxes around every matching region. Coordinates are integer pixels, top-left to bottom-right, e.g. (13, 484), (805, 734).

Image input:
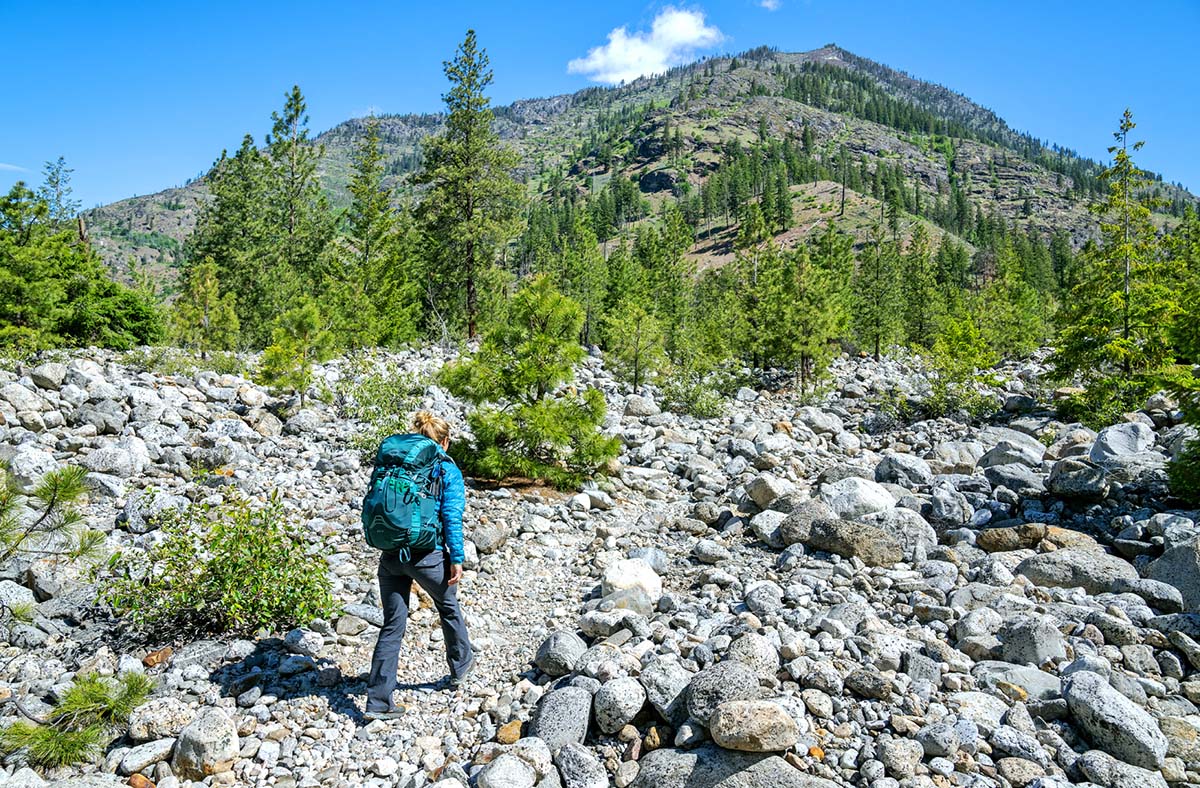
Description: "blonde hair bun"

(412, 410), (451, 444)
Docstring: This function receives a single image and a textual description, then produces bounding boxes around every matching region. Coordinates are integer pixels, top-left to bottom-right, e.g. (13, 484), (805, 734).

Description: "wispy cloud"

(0, 162), (28, 173)
(760, 0), (781, 9)
(568, 7), (724, 85)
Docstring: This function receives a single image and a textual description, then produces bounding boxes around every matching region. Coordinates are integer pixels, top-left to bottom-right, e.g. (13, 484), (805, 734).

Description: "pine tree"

(853, 223), (904, 360)
(439, 276), (618, 487)
(186, 135), (273, 343)
(603, 300), (666, 390)
(328, 119), (421, 347)
(38, 157), (81, 231)
(901, 225), (942, 348)
(1052, 110), (1178, 385)
(257, 299), (334, 406)
(172, 259), (239, 356)
(264, 86), (334, 293)
(415, 30), (523, 338)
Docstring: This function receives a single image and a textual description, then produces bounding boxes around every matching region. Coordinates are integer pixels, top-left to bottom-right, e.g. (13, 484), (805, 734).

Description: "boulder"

(529, 686), (592, 750)
(686, 661), (760, 724)
(928, 441), (985, 474)
(998, 615), (1066, 666)
(1090, 422), (1155, 463)
(128, 697), (195, 741)
(477, 754), (536, 788)
(745, 474), (795, 510)
(535, 630), (588, 677)
(1063, 670), (1167, 769)
(1046, 458), (1109, 499)
(708, 700), (799, 752)
(793, 407), (843, 435)
(857, 507), (936, 562)
(593, 677), (646, 734)
(779, 499), (836, 546)
(601, 559), (662, 603)
(818, 476), (895, 518)
(633, 745), (830, 788)
(118, 488), (188, 534)
(553, 743), (608, 788)
(806, 518), (903, 567)
(1148, 540), (1200, 611)
(5, 445), (59, 492)
(171, 707), (239, 780)
(1015, 547), (1137, 594)
(624, 395), (660, 417)
(29, 362), (67, 390)
(638, 658), (692, 724)
(875, 452), (933, 488)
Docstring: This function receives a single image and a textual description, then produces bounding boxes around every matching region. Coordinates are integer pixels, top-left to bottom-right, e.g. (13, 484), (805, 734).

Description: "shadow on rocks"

(207, 638), (369, 725)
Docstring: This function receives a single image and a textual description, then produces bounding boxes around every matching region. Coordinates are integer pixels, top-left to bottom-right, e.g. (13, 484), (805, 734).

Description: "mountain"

(83, 44), (1197, 288)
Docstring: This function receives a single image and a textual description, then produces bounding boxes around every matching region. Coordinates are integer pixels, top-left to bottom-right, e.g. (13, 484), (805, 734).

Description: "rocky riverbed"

(0, 347), (1197, 788)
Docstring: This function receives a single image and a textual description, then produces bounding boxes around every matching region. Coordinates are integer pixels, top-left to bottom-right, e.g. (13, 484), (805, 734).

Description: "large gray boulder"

(476, 753), (536, 788)
(1090, 422), (1155, 462)
(686, 661), (760, 724)
(875, 452), (933, 488)
(535, 630), (588, 677)
(818, 476), (895, 518)
(1063, 670), (1167, 769)
(529, 686), (592, 750)
(171, 707), (239, 780)
(593, 677), (646, 734)
(857, 507), (936, 562)
(5, 445), (59, 492)
(806, 518), (903, 567)
(1015, 547), (1137, 594)
(633, 745), (836, 788)
(639, 658), (692, 724)
(128, 697), (195, 741)
(1046, 458), (1110, 499)
(553, 742), (608, 788)
(1148, 539), (1200, 611)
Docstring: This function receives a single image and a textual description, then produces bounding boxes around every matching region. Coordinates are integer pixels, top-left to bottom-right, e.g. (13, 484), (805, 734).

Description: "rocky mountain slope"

(2, 345), (1199, 787)
(82, 45), (1197, 288)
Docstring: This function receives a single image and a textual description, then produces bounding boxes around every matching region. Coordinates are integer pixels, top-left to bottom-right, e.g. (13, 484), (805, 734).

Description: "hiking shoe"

(364, 705), (407, 721)
(449, 656), (475, 688)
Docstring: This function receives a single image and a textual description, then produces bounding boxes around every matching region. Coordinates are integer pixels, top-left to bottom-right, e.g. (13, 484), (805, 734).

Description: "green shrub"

(0, 672), (151, 771)
(119, 346), (247, 377)
(440, 275), (619, 488)
(105, 491), (334, 637)
(335, 356), (422, 459)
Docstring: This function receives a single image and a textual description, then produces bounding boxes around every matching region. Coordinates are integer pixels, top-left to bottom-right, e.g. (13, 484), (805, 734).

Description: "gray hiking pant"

(366, 549), (473, 712)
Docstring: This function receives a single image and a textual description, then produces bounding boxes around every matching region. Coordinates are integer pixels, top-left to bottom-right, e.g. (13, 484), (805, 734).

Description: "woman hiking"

(364, 411), (474, 720)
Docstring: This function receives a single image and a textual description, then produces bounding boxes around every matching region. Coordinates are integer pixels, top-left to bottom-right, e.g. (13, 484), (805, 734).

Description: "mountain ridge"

(82, 43), (1197, 289)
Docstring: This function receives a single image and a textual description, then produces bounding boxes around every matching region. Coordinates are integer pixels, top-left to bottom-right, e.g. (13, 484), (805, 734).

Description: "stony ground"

(0, 347), (1198, 788)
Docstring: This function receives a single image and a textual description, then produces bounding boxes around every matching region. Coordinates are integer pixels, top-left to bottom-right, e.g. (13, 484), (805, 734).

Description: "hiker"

(364, 411), (473, 720)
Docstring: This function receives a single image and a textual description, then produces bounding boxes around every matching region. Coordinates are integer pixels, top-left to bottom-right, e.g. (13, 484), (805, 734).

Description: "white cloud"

(760, 0), (781, 10)
(568, 7), (724, 85)
(0, 162), (28, 173)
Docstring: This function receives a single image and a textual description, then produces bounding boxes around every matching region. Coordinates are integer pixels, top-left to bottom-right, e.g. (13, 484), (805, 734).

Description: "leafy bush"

(0, 672), (151, 771)
(922, 313), (997, 420)
(336, 356), (423, 459)
(119, 346), (247, 377)
(661, 371), (725, 419)
(105, 492), (334, 637)
(1056, 369), (1192, 431)
(440, 276), (619, 488)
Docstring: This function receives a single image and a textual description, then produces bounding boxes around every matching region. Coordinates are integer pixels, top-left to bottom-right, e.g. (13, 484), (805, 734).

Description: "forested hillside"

(83, 44), (1195, 285)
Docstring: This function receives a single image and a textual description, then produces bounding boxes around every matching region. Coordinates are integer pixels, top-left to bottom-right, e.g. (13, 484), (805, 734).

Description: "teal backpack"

(362, 433), (447, 554)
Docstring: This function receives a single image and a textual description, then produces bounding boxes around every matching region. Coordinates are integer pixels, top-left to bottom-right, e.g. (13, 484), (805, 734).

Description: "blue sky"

(3, 0), (1197, 208)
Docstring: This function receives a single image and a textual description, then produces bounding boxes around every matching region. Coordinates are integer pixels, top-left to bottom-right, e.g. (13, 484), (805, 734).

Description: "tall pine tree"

(415, 30), (523, 338)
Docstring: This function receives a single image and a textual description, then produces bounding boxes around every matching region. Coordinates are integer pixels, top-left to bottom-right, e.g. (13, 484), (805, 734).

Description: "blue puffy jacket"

(438, 459), (466, 565)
